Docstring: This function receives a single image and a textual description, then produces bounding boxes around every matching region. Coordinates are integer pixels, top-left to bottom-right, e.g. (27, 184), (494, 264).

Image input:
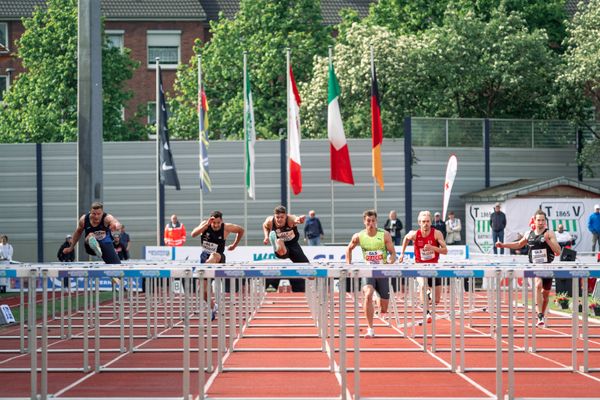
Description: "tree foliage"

(368, 0), (567, 46)
(0, 0), (141, 143)
(558, 0), (600, 174)
(301, 10), (559, 138)
(169, 0), (331, 140)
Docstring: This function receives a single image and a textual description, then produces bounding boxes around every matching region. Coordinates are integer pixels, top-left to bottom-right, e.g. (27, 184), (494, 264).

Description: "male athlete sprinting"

(262, 205), (309, 292)
(496, 209), (561, 327)
(346, 210), (396, 338)
(399, 210), (447, 323)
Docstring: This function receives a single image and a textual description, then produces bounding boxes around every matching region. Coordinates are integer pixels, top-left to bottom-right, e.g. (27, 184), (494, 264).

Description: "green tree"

(302, 10), (560, 138)
(0, 0), (141, 143)
(169, 0), (331, 140)
(368, 0), (567, 46)
(557, 0), (600, 174)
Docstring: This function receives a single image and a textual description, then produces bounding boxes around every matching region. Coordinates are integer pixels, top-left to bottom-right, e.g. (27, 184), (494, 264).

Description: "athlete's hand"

(263, 237), (269, 245)
(208, 216), (215, 224)
(423, 244), (434, 251)
(297, 215), (306, 224)
(495, 241), (503, 248)
(227, 244), (237, 251)
(63, 246), (74, 254)
(398, 254), (404, 263)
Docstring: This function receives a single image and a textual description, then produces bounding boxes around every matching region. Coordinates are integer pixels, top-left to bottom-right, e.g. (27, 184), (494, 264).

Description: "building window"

(147, 101), (156, 125)
(147, 30), (181, 69)
(106, 30), (124, 51)
(0, 23), (8, 52)
(0, 76), (7, 102)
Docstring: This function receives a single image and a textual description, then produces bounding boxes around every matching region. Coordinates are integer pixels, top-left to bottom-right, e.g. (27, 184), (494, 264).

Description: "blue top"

(304, 217), (323, 239)
(589, 212), (600, 235)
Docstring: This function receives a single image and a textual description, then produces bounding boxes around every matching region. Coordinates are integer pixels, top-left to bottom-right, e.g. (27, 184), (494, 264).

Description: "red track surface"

(1, 290), (600, 398)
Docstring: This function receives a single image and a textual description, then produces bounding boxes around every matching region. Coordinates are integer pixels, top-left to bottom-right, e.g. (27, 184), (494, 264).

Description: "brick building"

(0, 0), (372, 124)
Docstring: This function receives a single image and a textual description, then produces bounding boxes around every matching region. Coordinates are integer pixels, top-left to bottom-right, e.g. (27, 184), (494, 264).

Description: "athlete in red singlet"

(399, 210), (447, 323)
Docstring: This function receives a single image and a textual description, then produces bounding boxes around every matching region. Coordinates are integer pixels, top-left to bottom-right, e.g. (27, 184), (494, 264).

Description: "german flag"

(371, 65), (384, 190)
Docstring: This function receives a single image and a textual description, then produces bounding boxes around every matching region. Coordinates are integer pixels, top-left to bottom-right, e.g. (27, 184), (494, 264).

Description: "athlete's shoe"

(425, 311), (432, 324)
(365, 328), (375, 338)
(536, 314), (545, 328)
(268, 231), (278, 252)
(87, 236), (103, 258)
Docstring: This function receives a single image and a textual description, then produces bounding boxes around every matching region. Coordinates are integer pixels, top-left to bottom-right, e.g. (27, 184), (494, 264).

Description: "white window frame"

(0, 23), (8, 52)
(147, 30), (181, 70)
(106, 29), (125, 52)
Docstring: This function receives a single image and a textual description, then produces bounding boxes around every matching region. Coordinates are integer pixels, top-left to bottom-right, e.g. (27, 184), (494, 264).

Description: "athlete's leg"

(362, 283), (376, 330)
(433, 278), (442, 305)
(535, 277), (544, 315)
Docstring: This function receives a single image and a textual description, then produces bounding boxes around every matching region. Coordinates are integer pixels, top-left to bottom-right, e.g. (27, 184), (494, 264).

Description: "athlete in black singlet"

(262, 205), (309, 292)
(496, 209), (561, 327)
(63, 202), (121, 264)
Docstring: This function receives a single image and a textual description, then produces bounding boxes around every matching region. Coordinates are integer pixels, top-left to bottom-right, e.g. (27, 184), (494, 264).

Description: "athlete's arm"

(384, 231), (397, 264)
(496, 234), (528, 250)
(398, 230), (415, 263)
(427, 230), (448, 255)
(262, 217), (272, 244)
(105, 214), (122, 233)
(64, 216), (85, 254)
(545, 230), (562, 257)
(191, 218), (211, 238)
(345, 233), (360, 264)
(288, 214), (306, 227)
(225, 223), (245, 251)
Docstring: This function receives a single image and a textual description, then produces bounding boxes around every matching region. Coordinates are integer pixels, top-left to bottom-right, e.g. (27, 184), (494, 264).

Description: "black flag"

(158, 66), (180, 190)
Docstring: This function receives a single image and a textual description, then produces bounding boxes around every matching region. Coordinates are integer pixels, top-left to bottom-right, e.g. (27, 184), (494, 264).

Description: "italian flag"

(327, 62), (354, 185)
(288, 66), (302, 195)
(371, 64), (384, 190)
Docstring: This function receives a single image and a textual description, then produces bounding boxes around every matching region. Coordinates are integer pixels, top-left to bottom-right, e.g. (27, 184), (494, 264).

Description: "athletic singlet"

(271, 217), (299, 244)
(527, 228), (555, 264)
(358, 229), (387, 264)
(201, 223), (226, 254)
(414, 228), (439, 263)
(84, 213), (113, 244)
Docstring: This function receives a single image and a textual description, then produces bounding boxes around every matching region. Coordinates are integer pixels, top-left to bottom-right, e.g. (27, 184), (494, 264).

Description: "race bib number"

(531, 248), (547, 263)
(420, 248), (435, 261)
(93, 231), (107, 241)
(276, 230), (295, 242)
(202, 241), (218, 253)
(364, 250), (384, 264)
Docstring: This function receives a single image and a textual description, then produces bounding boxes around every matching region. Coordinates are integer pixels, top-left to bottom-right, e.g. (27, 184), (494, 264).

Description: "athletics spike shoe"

(536, 313), (545, 328)
(268, 230), (278, 252)
(425, 311), (432, 324)
(87, 236), (103, 258)
(365, 328), (375, 338)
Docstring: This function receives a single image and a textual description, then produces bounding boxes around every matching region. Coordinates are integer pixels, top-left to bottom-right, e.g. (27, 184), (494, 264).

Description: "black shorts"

(362, 278), (390, 300)
(201, 251), (225, 264)
(540, 277), (553, 291)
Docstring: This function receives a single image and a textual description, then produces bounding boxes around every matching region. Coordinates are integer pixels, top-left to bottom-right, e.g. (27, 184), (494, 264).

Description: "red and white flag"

(442, 154), (458, 221)
(288, 66), (302, 195)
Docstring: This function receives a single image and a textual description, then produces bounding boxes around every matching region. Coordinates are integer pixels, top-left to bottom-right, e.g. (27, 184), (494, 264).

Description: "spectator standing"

(445, 211), (462, 245)
(432, 212), (446, 239)
(164, 214), (186, 246)
(120, 225), (131, 259)
(490, 203), (507, 255)
(0, 235), (14, 261)
(57, 235), (75, 262)
(589, 204), (600, 252)
(384, 210), (403, 245)
(304, 210), (324, 246)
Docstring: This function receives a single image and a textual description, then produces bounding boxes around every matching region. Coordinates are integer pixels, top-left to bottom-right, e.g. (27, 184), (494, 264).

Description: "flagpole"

(156, 57), (161, 246)
(198, 54), (204, 221)
(286, 48), (291, 214)
(371, 47), (378, 212)
(243, 51), (248, 246)
(328, 46), (335, 244)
